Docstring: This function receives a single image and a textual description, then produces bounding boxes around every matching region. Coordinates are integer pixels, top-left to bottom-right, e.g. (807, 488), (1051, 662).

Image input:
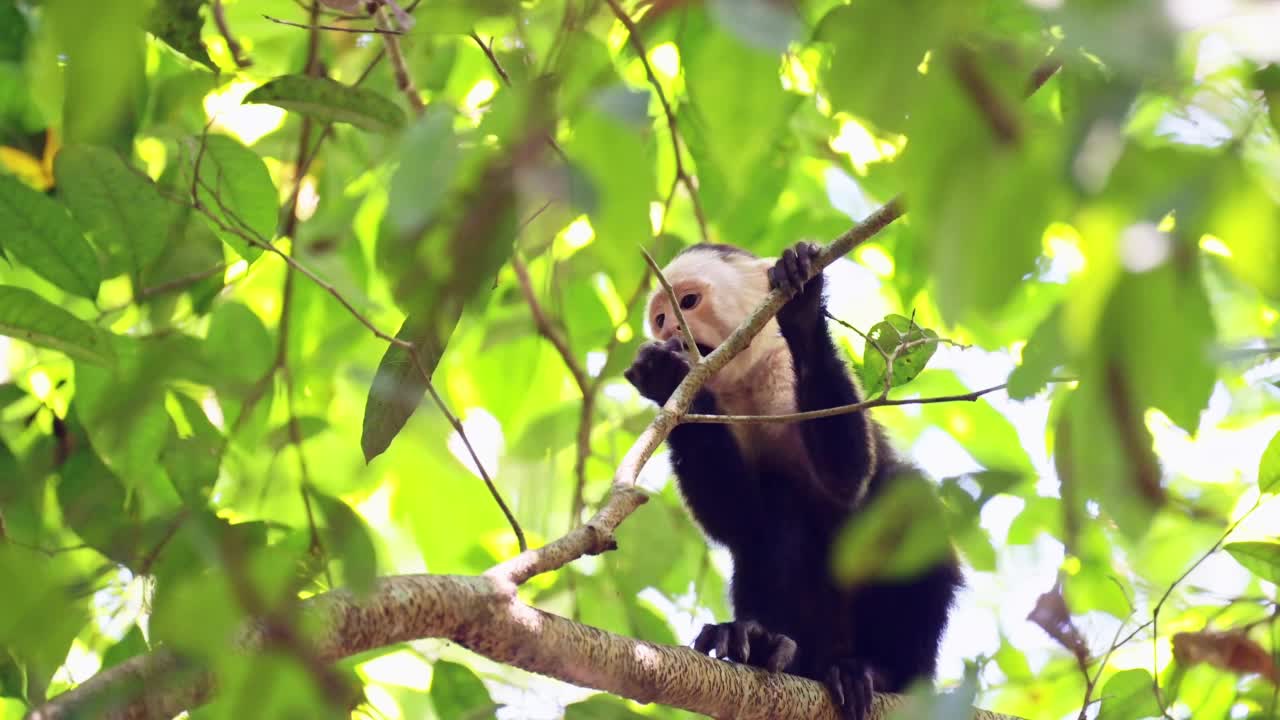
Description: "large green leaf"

(54, 144), (178, 277)
(1260, 430), (1280, 494)
(146, 0), (216, 72)
(1097, 668), (1160, 720)
(244, 75), (407, 133)
(384, 106), (462, 241)
(831, 472), (952, 586)
(1223, 541), (1280, 585)
(46, 0), (147, 150)
(0, 173), (101, 298)
(0, 285), (113, 365)
(815, 0), (950, 133)
(904, 45), (1062, 327)
(1099, 257), (1217, 433)
(429, 661), (496, 718)
(361, 312), (459, 463)
(681, 10), (799, 238)
(307, 489), (378, 596)
(184, 133), (278, 260)
(0, 545), (91, 704)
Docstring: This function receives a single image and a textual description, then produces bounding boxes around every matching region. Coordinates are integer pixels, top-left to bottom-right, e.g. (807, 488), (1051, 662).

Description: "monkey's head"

(645, 244), (787, 389)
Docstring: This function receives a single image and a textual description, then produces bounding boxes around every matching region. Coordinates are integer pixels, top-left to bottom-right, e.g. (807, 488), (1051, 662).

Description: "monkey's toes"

(825, 658), (878, 720)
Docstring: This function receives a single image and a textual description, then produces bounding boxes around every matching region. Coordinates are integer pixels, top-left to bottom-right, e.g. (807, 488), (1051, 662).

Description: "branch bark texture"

(30, 574), (1020, 720)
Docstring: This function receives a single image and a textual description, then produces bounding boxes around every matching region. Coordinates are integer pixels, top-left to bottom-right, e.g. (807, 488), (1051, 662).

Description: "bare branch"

(376, 3), (424, 114)
(512, 254), (590, 393)
(213, 0), (252, 68)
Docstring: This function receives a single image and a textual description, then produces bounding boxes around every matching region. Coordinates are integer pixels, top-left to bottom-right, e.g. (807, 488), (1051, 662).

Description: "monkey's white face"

(646, 249), (785, 389)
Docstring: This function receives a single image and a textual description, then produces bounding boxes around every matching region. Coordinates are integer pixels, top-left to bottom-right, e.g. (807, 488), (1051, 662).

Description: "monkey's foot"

(623, 337), (690, 405)
(768, 242), (824, 326)
(825, 658), (882, 720)
(692, 620), (797, 673)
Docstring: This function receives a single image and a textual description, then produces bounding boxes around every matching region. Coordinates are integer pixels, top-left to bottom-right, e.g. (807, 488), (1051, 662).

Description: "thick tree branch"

(29, 574), (1021, 720)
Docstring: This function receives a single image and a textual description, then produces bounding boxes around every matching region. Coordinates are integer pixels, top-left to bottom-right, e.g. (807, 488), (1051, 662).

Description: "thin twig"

(570, 271), (652, 526)
(512, 255), (589, 393)
(469, 32), (511, 85)
(684, 382), (1012, 425)
(213, 0), (252, 68)
(1151, 494), (1267, 716)
(376, 4), (425, 114)
(949, 45), (1022, 145)
(264, 14), (403, 34)
(603, 0), (708, 242)
(641, 248), (701, 361)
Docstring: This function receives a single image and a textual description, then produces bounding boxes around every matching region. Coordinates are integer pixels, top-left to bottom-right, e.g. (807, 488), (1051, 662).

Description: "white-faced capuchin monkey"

(624, 242), (962, 720)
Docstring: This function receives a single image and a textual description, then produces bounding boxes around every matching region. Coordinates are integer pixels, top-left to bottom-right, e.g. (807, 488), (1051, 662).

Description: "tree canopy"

(2, 1), (1280, 719)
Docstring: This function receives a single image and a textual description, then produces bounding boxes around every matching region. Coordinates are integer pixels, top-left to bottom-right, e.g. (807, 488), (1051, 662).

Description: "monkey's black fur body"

(625, 243), (962, 720)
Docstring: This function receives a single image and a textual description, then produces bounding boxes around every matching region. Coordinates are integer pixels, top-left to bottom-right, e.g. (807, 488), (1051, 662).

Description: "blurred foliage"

(1, 0), (1280, 719)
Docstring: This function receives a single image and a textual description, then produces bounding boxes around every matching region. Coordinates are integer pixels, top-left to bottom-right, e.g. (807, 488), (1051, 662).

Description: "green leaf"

(564, 696), (649, 719)
(162, 392), (223, 503)
(567, 103), (652, 290)
(681, 12), (800, 239)
(1055, 381), (1161, 540)
(54, 144), (178, 277)
(815, 0), (944, 132)
(0, 285), (113, 365)
(832, 472), (952, 586)
(384, 106), (462, 240)
(147, 0), (216, 72)
(0, 544), (91, 704)
(265, 417), (329, 452)
(361, 312), (459, 463)
(0, 0), (27, 62)
(1223, 541), (1280, 585)
(244, 75), (407, 133)
(904, 47), (1062, 326)
(709, 0), (802, 53)
(185, 133), (278, 261)
(100, 626), (148, 671)
(0, 174), (101, 299)
(203, 301), (274, 384)
(860, 314), (939, 394)
(46, 0), (147, 150)
(1007, 306), (1066, 400)
(429, 661), (496, 718)
(1097, 668), (1160, 720)
(308, 489), (378, 595)
(1258, 430), (1280, 493)
(1101, 258), (1217, 433)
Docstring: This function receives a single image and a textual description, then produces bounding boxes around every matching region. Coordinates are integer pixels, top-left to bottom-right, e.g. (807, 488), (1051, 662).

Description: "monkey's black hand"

(825, 658), (883, 720)
(624, 337), (691, 405)
(768, 241), (824, 329)
(693, 620), (797, 673)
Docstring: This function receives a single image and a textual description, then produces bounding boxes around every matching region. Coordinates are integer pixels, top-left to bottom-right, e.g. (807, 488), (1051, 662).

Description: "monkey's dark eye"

(679, 293), (700, 310)
(655, 313), (665, 329)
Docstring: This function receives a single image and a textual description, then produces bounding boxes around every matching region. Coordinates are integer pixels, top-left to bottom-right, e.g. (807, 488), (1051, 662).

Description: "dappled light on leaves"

(0, 1), (1278, 720)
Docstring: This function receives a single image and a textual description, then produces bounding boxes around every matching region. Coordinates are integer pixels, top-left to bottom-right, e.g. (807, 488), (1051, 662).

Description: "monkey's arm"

(769, 243), (876, 504)
(624, 340), (762, 548)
